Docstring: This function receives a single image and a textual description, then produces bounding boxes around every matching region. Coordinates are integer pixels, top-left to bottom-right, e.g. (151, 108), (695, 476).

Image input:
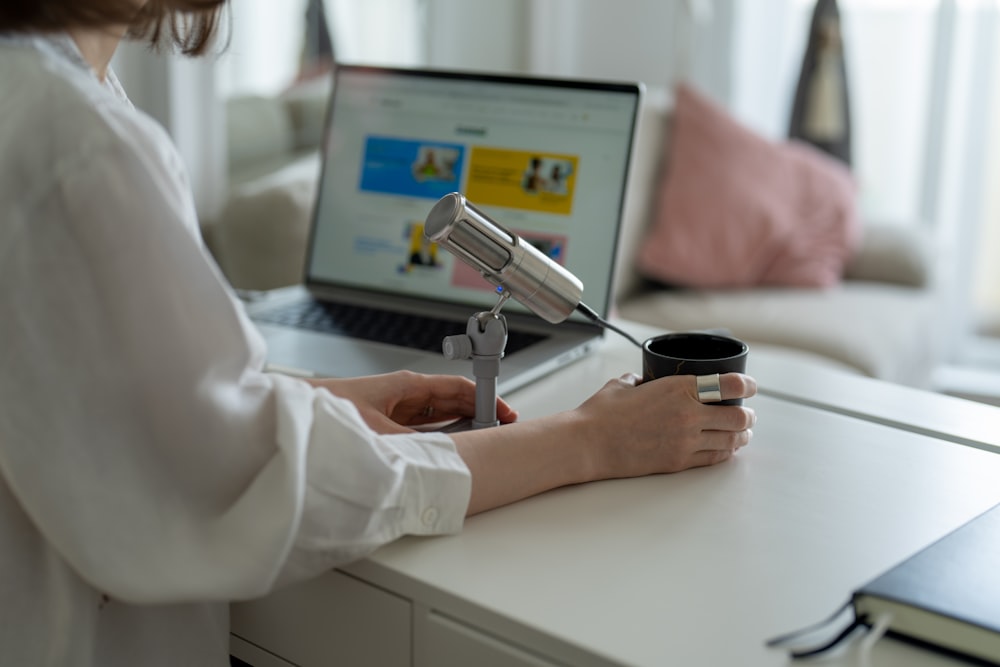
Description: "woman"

(0, 2), (757, 665)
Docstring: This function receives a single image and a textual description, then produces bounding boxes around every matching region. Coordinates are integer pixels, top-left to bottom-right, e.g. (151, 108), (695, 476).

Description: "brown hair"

(0, 1), (228, 56)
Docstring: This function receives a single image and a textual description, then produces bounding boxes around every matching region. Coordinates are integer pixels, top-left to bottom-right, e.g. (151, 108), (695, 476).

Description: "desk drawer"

(417, 610), (566, 667)
(231, 570), (410, 667)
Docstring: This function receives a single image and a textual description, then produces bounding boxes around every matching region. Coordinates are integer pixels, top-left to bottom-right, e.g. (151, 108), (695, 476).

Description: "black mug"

(642, 332), (749, 406)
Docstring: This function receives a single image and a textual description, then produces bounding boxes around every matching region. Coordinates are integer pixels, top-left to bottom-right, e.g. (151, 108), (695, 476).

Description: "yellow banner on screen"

(466, 147), (578, 215)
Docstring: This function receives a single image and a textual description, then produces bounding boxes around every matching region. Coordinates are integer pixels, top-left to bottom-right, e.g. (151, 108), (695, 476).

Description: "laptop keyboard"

(254, 299), (548, 355)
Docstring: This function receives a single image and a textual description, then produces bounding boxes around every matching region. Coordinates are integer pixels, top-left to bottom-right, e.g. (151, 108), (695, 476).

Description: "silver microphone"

(424, 192), (583, 324)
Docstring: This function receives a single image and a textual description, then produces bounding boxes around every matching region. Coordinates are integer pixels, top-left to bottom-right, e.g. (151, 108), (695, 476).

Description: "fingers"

(721, 372), (757, 401)
(698, 427), (754, 452)
(679, 428), (753, 470)
(703, 404), (756, 432)
(641, 372), (757, 404)
(645, 372), (757, 469)
(686, 448), (736, 469)
(691, 372), (757, 404)
(688, 374), (757, 432)
(618, 372), (642, 387)
(637, 372), (757, 430)
(399, 372), (519, 425)
(496, 399), (519, 423)
(416, 396), (518, 424)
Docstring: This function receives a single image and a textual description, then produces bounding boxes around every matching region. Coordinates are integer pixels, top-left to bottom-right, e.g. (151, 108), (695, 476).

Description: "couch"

(200, 79), (328, 291)
(202, 83), (944, 388)
(613, 89), (943, 387)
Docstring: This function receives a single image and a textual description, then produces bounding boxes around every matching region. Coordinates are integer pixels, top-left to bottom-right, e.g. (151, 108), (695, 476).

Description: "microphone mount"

(440, 287), (512, 430)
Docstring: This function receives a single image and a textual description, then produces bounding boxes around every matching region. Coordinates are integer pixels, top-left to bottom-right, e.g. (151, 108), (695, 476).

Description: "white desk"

(507, 320), (1000, 452)
(231, 322), (1000, 667)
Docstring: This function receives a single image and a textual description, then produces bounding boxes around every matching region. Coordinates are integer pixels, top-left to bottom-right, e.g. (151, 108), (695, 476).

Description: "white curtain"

(977, 52), (1000, 334)
(326, 0), (424, 66)
(733, 0), (999, 352)
(216, 0), (308, 97)
(215, 0), (425, 99)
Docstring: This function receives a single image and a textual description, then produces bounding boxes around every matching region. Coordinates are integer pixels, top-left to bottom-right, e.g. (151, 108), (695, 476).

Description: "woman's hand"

(308, 370), (518, 434)
(574, 372), (757, 478)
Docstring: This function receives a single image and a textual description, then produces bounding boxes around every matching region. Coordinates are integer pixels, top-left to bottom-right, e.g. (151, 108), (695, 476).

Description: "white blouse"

(0, 34), (471, 666)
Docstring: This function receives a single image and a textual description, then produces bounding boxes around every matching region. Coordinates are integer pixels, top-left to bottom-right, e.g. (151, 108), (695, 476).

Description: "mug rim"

(643, 332), (749, 362)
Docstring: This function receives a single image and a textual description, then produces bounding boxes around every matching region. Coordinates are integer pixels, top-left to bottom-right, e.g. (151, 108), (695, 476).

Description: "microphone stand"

(442, 289), (511, 429)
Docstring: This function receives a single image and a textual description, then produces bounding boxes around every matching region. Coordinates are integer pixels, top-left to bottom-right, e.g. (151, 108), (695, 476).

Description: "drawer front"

(417, 610), (566, 667)
(230, 635), (296, 667)
(231, 570), (410, 667)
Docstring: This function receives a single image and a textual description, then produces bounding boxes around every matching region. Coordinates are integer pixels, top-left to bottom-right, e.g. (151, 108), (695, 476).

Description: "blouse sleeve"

(0, 104), (471, 605)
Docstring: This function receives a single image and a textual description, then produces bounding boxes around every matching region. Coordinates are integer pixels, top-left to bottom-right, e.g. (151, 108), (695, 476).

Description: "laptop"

(247, 64), (642, 394)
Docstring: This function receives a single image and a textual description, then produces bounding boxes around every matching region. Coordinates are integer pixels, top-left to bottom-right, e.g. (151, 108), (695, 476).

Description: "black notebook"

(851, 501), (1000, 664)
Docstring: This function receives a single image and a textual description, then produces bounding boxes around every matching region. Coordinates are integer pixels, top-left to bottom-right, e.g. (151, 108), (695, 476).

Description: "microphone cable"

(575, 303), (643, 348)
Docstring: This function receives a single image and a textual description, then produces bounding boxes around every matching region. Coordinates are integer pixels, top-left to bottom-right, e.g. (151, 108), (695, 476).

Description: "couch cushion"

(617, 282), (940, 387)
(206, 153), (321, 291)
(636, 83), (862, 289)
(282, 77), (331, 152)
(842, 222), (933, 287)
(227, 95), (296, 178)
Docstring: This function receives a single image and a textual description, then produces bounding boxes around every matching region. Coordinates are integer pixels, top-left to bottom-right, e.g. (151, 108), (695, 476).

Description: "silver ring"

(422, 405), (435, 418)
(696, 374), (723, 403)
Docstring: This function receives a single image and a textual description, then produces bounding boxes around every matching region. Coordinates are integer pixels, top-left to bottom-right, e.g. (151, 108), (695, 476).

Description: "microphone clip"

(442, 288), (511, 430)
(479, 286), (511, 328)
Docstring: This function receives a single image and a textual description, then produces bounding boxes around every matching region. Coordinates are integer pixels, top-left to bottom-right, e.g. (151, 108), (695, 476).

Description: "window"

(216, 0), (423, 98)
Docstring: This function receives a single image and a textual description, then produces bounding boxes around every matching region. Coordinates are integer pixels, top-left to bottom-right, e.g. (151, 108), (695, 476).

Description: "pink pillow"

(636, 83), (861, 288)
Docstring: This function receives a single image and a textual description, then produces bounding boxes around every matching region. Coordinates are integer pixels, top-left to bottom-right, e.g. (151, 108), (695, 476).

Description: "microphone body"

(424, 193), (583, 324)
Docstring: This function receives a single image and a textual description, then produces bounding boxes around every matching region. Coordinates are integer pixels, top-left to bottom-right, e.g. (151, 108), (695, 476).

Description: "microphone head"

(425, 193), (583, 324)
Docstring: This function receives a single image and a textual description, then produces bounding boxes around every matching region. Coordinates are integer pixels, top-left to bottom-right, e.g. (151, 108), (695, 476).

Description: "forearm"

(451, 411), (596, 516)
(450, 373), (757, 516)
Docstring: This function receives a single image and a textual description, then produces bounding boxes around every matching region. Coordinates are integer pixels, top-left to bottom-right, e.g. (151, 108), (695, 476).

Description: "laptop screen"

(305, 65), (641, 323)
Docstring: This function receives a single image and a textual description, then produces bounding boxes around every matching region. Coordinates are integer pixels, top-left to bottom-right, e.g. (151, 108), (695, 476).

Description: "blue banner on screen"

(359, 136), (465, 199)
